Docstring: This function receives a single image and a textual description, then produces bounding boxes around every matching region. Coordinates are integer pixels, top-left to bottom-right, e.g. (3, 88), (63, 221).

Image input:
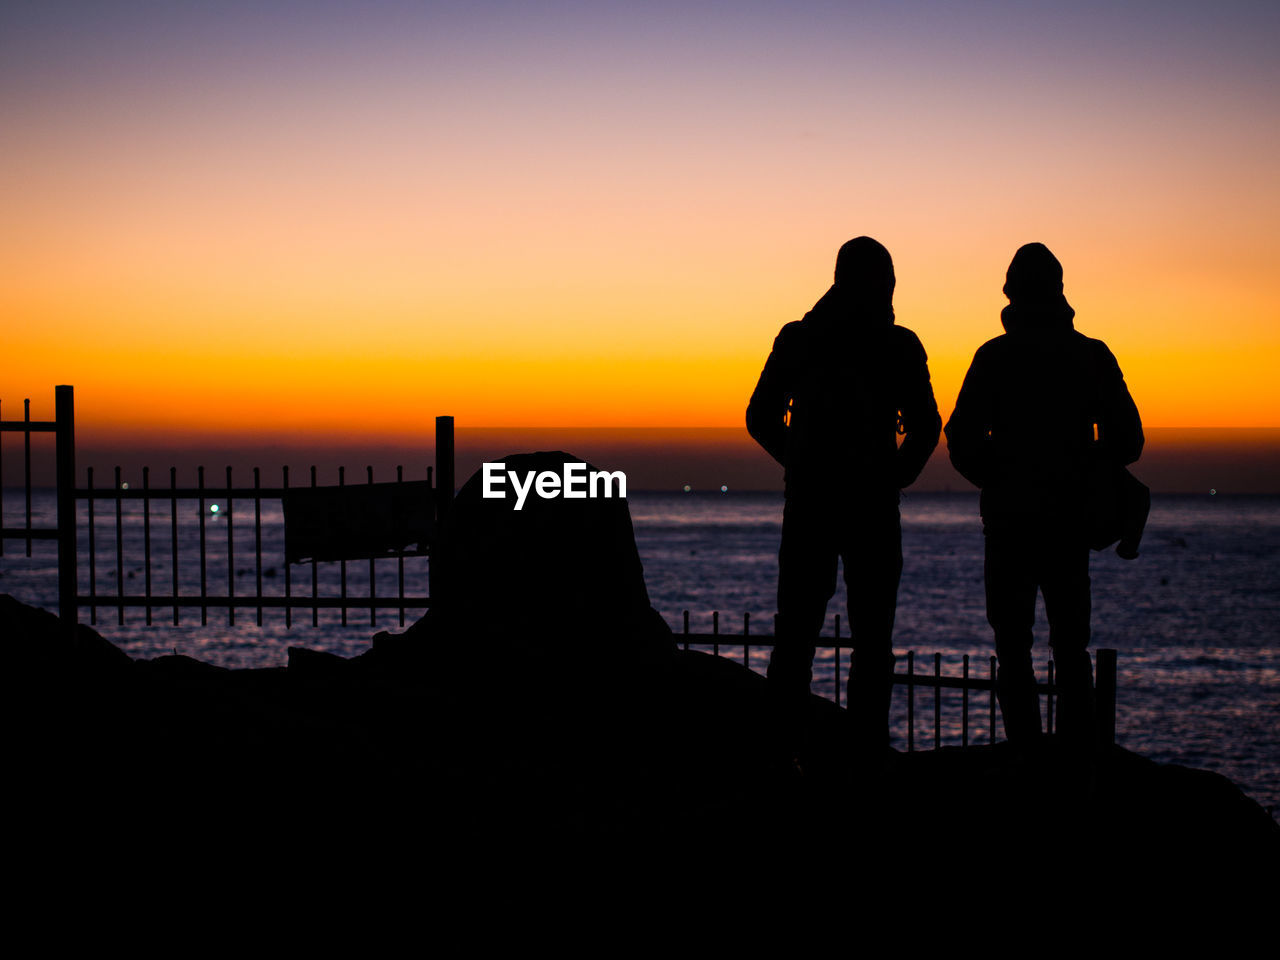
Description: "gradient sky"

(3, 1), (1278, 444)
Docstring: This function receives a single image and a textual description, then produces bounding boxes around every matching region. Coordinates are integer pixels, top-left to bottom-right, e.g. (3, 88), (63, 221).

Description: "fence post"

(435, 415), (454, 527)
(1096, 648), (1117, 747)
(55, 385), (77, 636)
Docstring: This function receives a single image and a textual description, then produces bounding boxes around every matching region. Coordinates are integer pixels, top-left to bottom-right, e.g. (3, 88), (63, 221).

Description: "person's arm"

(746, 326), (795, 467)
(895, 332), (942, 488)
(944, 345), (995, 489)
(1096, 344), (1144, 466)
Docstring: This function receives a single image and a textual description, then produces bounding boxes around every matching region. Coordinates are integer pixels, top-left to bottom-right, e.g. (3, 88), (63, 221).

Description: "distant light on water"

(120, 482), (129, 490)
(720, 485), (728, 493)
(1209, 489), (1217, 496)
(682, 484), (692, 493)
(210, 503), (220, 514)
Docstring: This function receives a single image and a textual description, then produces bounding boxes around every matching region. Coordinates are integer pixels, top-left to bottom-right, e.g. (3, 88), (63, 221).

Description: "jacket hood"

(1000, 242), (1075, 334)
(830, 236), (895, 322)
(1000, 299), (1075, 335)
(810, 234), (896, 332)
(807, 283), (895, 335)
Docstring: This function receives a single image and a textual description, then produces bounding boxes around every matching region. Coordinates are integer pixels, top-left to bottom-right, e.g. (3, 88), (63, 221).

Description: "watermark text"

(482, 462), (626, 510)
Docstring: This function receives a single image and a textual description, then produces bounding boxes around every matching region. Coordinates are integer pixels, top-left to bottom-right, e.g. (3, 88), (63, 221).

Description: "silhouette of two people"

(946, 243), (1143, 746)
(748, 238), (1143, 754)
(747, 237), (941, 749)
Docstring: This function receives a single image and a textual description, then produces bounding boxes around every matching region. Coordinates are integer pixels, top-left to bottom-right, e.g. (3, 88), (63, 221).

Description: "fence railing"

(0, 386), (76, 631)
(79, 463), (438, 630)
(1, 386), (453, 633)
(676, 610), (1118, 749)
(2, 386), (1118, 749)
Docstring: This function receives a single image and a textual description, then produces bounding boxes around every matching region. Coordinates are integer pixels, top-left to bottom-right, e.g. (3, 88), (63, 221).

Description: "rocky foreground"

(5, 594), (1276, 888)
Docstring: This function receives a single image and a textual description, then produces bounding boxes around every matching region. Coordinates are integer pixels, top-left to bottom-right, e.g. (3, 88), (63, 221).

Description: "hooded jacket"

(746, 282), (941, 502)
(944, 245), (1143, 523)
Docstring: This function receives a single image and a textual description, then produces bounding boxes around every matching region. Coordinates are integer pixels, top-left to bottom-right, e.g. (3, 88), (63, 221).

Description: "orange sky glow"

(3, 3), (1278, 450)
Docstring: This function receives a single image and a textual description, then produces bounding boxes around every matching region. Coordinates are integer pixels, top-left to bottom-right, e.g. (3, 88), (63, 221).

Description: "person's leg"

(985, 523), (1043, 744)
(842, 505), (902, 748)
(769, 498), (838, 699)
(1040, 535), (1094, 745)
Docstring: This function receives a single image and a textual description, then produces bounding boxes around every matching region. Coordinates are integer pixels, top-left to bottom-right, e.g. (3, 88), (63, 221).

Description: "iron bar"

(310, 466), (318, 627)
(198, 466), (207, 626)
(0, 421), (58, 431)
(87, 467), (97, 624)
(368, 465), (376, 627)
(78, 595), (431, 609)
(283, 466), (292, 629)
(226, 466), (235, 626)
(435, 416), (454, 527)
(907, 650), (915, 753)
(1, 398), (5, 558)
(24, 399), (32, 556)
(170, 467), (179, 625)
(338, 466), (347, 627)
(934, 652), (942, 749)
(54, 386), (76, 633)
(397, 465), (405, 627)
(115, 466), (124, 625)
(0, 528), (57, 540)
(143, 466), (152, 625)
(69, 485), (351, 499)
(254, 467), (263, 626)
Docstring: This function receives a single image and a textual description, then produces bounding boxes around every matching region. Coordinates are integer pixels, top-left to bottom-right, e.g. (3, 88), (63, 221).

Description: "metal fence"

(2, 385), (1117, 748)
(677, 610), (1117, 750)
(0, 386), (76, 628)
(1, 385), (453, 633)
(79, 463), (438, 630)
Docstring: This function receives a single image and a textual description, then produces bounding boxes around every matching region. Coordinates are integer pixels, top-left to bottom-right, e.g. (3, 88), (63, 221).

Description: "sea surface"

(3, 489), (1277, 817)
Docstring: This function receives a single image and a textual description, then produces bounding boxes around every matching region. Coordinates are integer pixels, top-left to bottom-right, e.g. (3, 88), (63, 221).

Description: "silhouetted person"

(945, 243), (1143, 746)
(747, 237), (940, 748)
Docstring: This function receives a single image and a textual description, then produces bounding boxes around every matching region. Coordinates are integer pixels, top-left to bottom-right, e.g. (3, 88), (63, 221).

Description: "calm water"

(3, 490), (1277, 816)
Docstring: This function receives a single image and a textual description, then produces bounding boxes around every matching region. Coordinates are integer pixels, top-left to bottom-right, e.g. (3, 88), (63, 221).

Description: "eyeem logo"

(482, 462), (626, 511)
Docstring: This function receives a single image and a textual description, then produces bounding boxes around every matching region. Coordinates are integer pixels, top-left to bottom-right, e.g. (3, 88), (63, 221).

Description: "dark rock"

(386, 451), (675, 686)
(287, 645), (355, 676)
(433, 451), (653, 625)
(0, 593), (133, 674)
(135, 653), (229, 675)
(3, 572), (1277, 891)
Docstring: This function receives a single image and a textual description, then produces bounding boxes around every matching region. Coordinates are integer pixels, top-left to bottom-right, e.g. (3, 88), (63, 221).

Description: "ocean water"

(2, 489), (1277, 816)
(635, 491), (1280, 818)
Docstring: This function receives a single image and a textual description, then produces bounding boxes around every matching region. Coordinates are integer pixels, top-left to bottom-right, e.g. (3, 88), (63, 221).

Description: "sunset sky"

(3, 2), (1278, 480)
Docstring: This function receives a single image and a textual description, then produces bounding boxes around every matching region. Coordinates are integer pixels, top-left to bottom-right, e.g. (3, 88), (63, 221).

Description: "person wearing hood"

(747, 236), (941, 749)
(944, 242), (1143, 746)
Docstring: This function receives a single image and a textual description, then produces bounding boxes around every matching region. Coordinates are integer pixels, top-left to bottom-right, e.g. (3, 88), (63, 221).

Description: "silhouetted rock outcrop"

(1, 593), (132, 674)
(375, 451), (675, 688)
